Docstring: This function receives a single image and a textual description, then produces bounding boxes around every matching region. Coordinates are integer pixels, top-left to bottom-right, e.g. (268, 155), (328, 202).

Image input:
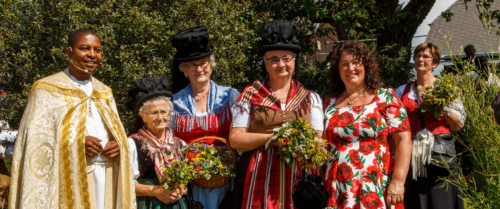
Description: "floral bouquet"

(162, 140), (236, 189)
(186, 142), (236, 185)
(266, 119), (331, 169)
(162, 159), (196, 190)
(420, 76), (460, 118)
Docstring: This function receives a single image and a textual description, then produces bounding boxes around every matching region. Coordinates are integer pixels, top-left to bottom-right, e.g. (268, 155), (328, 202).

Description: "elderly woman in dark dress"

(127, 77), (188, 209)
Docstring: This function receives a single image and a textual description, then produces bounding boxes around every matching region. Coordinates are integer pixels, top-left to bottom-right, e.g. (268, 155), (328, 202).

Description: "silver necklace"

(347, 88), (365, 106)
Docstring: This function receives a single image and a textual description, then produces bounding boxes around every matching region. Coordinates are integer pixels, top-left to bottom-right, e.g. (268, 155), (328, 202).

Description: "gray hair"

(138, 96), (173, 115)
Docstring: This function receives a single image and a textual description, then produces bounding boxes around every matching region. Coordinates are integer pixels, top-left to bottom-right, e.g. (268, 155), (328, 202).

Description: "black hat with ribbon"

(171, 25), (214, 93)
(127, 76), (172, 113)
(259, 20), (301, 54)
(171, 25), (213, 62)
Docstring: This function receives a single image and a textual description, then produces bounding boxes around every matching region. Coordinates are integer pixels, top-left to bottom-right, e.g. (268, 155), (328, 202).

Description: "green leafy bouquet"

(266, 119), (331, 169)
(420, 76), (460, 118)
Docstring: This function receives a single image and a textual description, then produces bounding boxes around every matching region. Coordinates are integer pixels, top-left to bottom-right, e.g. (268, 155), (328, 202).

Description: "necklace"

(193, 92), (208, 102)
(346, 88), (365, 106)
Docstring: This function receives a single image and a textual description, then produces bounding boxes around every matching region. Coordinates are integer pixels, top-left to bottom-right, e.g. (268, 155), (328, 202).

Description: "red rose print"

(327, 196), (337, 208)
(382, 151), (392, 173)
(359, 140), (376, 155)
(352, 105), (363, 113)
(361, 122), (371, 129)
(337, 162), (354, 183)
(324, 89), (411, 209)
(351, 126), (360, 138)
(337, 112), (355, 127)
(363, 165), (383, 183)
(378, 102), (387, 110)
(325, 160), (338, 193)
(326, 114), (339, 137)
(388, 105), (401, 118)
(395, 203), (405, 209)
(361, 112), (382, 130)
(349, 150), (364, 169)
(338, 192), (349, 209)
(388, 105), (399, 114)
(342, 136), (354, 143)
(361, 191), (383, 209)
(350, 179), (361, 195)
(336, 143), (349, 152)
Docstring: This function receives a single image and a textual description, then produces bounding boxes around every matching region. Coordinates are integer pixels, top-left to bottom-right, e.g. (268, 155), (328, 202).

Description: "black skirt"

(404, 165), (464, 209)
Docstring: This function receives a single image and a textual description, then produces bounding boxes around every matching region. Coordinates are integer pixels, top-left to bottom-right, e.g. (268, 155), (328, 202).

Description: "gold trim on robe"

(9, 71), (135, 209)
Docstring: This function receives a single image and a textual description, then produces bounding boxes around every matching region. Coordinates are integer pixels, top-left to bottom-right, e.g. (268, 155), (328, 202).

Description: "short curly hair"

(68, 28), (100, 48)
(328, 41), (381, 97)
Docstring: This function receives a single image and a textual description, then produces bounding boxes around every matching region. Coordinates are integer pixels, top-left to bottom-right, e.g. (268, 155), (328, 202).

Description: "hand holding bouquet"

(266, 119), (331, 169)
(162, 159), (196, 190)
(420, 76), (460, 118)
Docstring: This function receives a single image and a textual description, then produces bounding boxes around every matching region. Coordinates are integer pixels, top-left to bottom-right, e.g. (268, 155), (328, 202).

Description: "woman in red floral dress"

(323, 41), (412, 209)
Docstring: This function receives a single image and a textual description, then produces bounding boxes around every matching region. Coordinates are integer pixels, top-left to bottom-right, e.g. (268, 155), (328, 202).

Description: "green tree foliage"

(0, 0), (268, 131)
(252, 0), (437, 89)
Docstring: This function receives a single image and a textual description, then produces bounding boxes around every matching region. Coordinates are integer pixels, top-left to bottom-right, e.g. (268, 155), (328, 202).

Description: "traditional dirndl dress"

(396, 83), (465, 209)
(129, 128), (188, 209)
(231, 80), (324, 209)
(172, 81), (239, 209)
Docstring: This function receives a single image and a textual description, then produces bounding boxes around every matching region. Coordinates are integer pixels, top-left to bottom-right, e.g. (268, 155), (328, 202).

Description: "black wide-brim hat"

(171, 25), (213, 62)
(127, 76), (172, 113)
(259, 20), (302, 54)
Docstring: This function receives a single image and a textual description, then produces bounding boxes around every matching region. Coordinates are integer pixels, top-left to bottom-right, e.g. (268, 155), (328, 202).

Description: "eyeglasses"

(144, 110), (170, 118)
(264, 56), (295, 64)
(181, 59), (210, 70)
(413, 54), (434, 61)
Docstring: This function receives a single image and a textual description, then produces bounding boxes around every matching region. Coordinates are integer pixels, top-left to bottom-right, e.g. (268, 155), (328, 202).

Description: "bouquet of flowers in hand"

(266, 119), (331, 169)
(162, 159), (196, 190)
(420, 76), (460, 118)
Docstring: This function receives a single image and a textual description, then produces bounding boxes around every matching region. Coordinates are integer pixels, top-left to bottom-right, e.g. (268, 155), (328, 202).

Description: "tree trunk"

(375, 0), (437, 87)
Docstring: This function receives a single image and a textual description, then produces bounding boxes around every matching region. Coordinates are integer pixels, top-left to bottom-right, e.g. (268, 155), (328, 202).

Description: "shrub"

(0, 1), (268, 132)
(441, 61), (500, 209)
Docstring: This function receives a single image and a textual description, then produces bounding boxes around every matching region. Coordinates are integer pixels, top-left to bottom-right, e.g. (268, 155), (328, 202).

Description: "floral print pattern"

(324, 88), (409, 209)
